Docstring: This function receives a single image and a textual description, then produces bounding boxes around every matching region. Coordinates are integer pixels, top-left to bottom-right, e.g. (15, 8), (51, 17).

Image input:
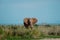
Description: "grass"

(6, 36), (60, 40)
(6, 36), (41, 40)
(45, 35), (60, 38)
(0, 24), (60, 40)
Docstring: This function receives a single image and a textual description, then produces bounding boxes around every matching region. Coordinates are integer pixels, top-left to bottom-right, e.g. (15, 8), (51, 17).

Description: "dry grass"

(37, 25), (60, 36)
(0, 24), (60, 40)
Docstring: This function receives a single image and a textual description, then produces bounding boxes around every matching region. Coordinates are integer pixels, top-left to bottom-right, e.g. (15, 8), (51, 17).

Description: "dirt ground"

(40, 38), (60, 40)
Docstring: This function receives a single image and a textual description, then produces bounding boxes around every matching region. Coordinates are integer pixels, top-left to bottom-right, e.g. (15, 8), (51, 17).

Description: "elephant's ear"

(32, 18), (38, 24)
(24, 18), (29, 24)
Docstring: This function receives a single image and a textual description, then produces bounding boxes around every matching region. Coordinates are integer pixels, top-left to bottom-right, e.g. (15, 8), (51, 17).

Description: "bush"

(15, 28), (42, 39)
(0, 27), (4, 34)
(22, 28), (42, 38)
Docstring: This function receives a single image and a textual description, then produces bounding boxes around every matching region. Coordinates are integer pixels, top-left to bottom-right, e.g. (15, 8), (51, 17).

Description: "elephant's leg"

(30, 20), (33, 29)
(24, 22), (29, 29)
(30, 25), (33, 29)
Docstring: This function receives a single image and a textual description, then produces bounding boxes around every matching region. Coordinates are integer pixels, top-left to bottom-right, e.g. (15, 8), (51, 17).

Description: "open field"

(41, 38), (60, 40)
(0, 24), (60, 40)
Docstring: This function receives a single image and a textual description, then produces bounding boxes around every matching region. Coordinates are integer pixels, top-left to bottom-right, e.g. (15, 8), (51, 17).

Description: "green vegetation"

(45, 35), (60, 38)
(0, 24), (60, 40)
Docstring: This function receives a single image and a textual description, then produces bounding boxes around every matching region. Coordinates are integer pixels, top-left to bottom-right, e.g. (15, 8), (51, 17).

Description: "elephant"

(23, 18), (38, 29)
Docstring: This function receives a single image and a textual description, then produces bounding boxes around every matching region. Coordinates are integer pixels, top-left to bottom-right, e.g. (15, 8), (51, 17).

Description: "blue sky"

(0, 0), (60, 24)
